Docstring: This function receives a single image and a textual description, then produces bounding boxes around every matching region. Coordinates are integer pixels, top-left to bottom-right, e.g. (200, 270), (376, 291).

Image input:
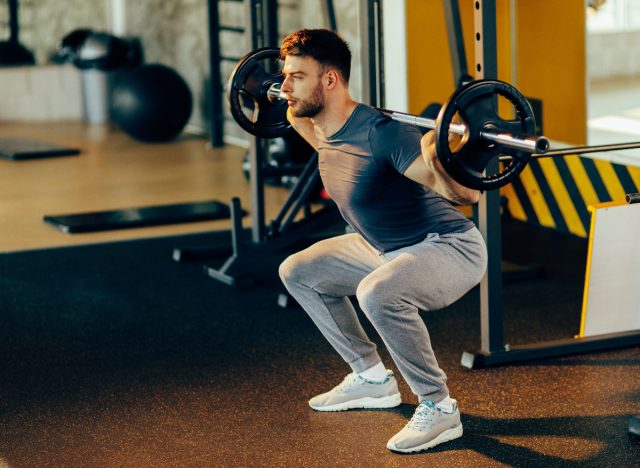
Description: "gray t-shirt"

(318, 103), (474, 253)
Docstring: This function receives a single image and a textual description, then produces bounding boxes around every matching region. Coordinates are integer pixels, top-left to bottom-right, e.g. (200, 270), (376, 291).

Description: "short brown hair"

(280, 29), (351, 83)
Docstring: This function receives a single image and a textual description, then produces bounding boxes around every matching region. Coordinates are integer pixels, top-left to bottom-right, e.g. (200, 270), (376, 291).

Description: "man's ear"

(325, 69), (339, 90)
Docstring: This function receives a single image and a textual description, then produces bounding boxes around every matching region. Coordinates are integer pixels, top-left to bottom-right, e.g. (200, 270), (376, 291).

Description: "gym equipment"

(227, 47), (548, 190)
(579, 201), (640, 337)
(55, 30), (143, 70)
(227, 47), (640, 191)
(435, 80), (535, 190)
(0, 138), (80, 161)
(111, 64), (193, 142)
(73, 32), (143, 71)
(54, 30), (145, 125)
(226, 0), (640, 367)
(54, 29), (94, 63)
(44, 201), (233, 234)
(226, 48), (292, 139)
(0, 0), (34, 66)
(242, 132), (316, 188)
(173, 0), (340, 289)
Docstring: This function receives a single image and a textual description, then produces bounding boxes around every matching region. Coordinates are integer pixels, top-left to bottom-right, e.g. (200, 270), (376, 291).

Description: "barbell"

(226, 47), (640, 190)
(265, 80), (548, 190)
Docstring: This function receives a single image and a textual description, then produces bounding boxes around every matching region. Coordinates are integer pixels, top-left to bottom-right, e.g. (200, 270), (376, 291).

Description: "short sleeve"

(369, 118), (422, 174)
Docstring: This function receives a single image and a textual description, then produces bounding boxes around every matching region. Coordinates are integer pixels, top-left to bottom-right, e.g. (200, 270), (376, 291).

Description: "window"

(587, 0), (640, 32)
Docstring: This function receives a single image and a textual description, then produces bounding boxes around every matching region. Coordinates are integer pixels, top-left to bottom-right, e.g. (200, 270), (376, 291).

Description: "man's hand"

(418, 130), (480, 205)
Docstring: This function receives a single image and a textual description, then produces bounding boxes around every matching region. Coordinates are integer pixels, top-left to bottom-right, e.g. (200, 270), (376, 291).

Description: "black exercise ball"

(111, 64), (193, 142)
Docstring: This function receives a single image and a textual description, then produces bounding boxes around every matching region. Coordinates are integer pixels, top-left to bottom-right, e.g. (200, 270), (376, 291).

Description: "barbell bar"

(267, 82), (551, 156)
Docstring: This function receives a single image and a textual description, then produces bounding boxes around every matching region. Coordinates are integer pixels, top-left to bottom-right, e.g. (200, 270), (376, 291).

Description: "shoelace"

(407, 400), (437, 431)
(335, 371), (392, 393)
(335, 372), (360, 392)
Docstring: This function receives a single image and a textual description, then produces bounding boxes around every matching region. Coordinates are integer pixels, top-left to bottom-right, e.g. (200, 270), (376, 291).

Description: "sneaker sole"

(386, 424), (463, 453)
(309, 392), (402, 412)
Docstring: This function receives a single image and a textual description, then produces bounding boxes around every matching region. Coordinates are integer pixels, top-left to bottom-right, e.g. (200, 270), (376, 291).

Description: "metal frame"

(203, 151), (342, 287)
(207, 0), (278, 147)
(184, 0), (344, 287)
(245, 0), (268, 243)
(461, 0), (640, 368)
(442, 0), (470, 88)
(207, 0), (224, 147)
(359, 0), (384, 108)
(323, 0), (338, 32)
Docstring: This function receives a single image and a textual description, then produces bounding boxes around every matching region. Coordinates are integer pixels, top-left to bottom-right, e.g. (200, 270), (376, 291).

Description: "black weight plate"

(227, 47), (292, 139)
(436, 79), (536, 190)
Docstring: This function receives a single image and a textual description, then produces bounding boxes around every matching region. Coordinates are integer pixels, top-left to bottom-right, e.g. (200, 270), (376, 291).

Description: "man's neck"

(311, 97), (359, 139)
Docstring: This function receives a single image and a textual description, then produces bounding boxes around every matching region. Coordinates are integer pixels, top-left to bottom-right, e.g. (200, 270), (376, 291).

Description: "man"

(278, 29), (487, 453)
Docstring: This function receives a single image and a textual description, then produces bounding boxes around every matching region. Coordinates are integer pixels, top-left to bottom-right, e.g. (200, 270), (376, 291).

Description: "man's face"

(281, 55), (325, 118)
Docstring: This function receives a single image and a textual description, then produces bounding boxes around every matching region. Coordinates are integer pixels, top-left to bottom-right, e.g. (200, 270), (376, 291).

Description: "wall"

(405, 0), (593, 238)
(0, 65), (82, 120)
(0, 0), (364, 143)
(404, 0), (513, 115)
(122, 0), (210, 134)
(588, 30), (640, 80)
(0, 0), (108, 65)
(516, 0), (586, 145)
(405, 0), (586, 144)
(121, 0), (362, 139)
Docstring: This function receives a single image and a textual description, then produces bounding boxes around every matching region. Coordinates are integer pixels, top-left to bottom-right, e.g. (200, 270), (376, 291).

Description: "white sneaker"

(387, 399), (463, 453)
(308, 370), (402, 412)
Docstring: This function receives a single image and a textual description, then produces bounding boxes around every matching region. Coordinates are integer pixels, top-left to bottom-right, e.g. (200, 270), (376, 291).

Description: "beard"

(289, 81), (324, 118)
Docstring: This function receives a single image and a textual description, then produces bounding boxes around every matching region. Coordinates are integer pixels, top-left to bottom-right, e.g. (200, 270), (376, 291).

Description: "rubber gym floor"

(0, 215), (638, 467)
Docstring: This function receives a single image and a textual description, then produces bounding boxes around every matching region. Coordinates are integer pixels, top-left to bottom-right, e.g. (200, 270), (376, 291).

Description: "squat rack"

(176, 0), (343, 287)
(453, 0), (640, 368)
(202, 0), (640, 364)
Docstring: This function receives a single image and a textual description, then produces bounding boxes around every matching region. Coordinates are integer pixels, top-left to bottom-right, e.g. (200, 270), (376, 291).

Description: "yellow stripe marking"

(564, 156), (600, 206)
(627, 166), (640, 191)
(500, 185), (526, 221)
(518, 164), (555, 228)
(538, 159), (587, 237)
(579, 206), (598, 337)
(593, 159), (626, 202)
(589, 200), (627, 209)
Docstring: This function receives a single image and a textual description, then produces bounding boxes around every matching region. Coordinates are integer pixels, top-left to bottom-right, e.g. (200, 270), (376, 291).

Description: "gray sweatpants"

(279, 227), (487, 402)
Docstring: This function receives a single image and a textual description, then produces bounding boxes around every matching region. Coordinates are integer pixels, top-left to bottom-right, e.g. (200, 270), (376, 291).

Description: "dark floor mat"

(0, 220), (638, 467)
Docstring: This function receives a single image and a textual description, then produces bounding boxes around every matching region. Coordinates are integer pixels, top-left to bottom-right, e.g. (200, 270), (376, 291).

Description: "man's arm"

(287, 109), (320, 151)
(402, 130), (480, 205)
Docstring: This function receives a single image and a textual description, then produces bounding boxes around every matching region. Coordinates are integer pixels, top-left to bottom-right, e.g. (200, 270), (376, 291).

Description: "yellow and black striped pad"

(501, 156), (640, 238)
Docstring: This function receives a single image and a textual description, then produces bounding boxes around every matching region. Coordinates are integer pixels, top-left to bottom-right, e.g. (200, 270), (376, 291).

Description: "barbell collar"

(266, 81), (286, 105)
(530, 141), (640, 157)
(480, 130), (550, 154)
